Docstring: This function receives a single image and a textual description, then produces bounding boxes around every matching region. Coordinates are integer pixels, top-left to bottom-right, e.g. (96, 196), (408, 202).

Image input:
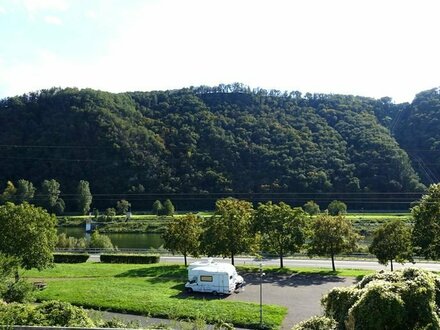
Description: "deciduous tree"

(77, 180), (92, 215)
(162, 213), (203, 266)
(152, 200), (163, 215)
(308, 214), (360, 271)
(254, 202), (307, 268)
(40, 179), (61, 213)
(303, 200), (320, 216)
(16, 179), (36, 204)
(1, 181), (17, 204)
(412, 183), (440, 259)
(327, 200), (347, 216)
(0, 202), (57, 271)
(369, 220), (413, 271)
(202, 198), (254, 265)
(163, 199), (175, 216)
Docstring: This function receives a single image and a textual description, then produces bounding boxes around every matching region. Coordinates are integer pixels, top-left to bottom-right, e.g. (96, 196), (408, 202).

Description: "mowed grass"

(237, 265), (373, 279)
(24, 263), (287, 329)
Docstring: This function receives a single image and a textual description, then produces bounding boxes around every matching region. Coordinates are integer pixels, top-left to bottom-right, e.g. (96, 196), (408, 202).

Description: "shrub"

(0, 302), (40, 326)
(346, 282), (406, 330)
(303, 201), (320, 216)
(36, 300), (95, 327)
(321, 268), (440, 330)
(2, 279), (35, 303)
(90, 230), (114, 250)
(100, 254), (160, 264)
(292, 316), (337, 330)
(53, 253), (90, 263)
(56, 233), (87, 249)
(327, 200), (347, 216)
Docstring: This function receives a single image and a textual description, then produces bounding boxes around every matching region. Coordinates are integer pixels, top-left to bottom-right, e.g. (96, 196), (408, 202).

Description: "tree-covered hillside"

(395, 88), (440, 184)
(0, 84), (426, 210)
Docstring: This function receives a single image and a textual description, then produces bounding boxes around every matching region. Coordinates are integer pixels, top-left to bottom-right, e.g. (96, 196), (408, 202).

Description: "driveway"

(227, 273), (357, 329)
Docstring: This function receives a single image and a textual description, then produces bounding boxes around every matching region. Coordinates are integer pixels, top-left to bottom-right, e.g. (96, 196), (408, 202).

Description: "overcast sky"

(1, 0), (439, 103)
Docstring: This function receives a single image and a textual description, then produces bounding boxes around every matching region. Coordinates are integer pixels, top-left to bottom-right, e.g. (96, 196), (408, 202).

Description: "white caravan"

(185, 259), (245, 295)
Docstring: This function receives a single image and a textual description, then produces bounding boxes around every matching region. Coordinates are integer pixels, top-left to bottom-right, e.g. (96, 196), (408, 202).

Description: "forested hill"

(0, 84), (431, 209)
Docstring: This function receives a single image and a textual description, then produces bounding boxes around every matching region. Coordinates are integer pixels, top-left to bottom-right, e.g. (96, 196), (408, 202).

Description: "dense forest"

(0, 84), (438, 210)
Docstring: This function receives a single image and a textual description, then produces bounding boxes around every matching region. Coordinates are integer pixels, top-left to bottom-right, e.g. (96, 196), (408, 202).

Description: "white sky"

(0, 0), (439, 102)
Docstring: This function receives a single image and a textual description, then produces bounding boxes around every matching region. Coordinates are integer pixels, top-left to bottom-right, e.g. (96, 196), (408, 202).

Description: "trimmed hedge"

(53, 253), (90, 263)
(100, 254), (160, 264)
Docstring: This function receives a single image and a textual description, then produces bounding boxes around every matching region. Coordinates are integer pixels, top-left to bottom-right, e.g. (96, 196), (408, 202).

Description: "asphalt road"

(88, 254), (440, 271)
(159, 255), (440, 272)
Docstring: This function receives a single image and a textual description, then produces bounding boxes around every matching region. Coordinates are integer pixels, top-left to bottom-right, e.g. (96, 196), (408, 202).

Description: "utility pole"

(259, 262), (265, 328)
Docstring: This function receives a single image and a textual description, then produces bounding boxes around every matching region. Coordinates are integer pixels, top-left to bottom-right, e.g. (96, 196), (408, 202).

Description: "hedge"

(53, 253), (90, 263)
(99, 254), (160, 264)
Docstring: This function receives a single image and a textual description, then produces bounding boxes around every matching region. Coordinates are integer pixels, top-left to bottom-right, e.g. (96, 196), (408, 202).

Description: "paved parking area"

(226, 273), (356, 329)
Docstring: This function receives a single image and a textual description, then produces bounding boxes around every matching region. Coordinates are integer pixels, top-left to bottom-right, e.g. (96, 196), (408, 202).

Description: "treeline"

(0, 84), (435, 210)
(164, 183), (440, 271)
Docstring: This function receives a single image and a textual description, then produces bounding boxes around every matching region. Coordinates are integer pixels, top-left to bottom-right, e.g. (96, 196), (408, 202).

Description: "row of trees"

(163, 198), (359, 269)
(1, 180), (178, 217)
(0, 179), (92, 215)
(164, 185), (440, 271)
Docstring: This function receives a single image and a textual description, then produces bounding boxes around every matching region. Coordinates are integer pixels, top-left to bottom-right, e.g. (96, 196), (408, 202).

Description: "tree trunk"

(280, 254), (284, 268)
(15, 269), (20, 283)
(231, 253), (235, 265)
(331, 253), (336, 271)
(184, 253), (187, 267)
(390, 259), (394, 271)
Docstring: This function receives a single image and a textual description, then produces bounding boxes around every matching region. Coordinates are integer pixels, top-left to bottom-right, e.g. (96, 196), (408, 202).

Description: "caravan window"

(200, 275), (213, 282)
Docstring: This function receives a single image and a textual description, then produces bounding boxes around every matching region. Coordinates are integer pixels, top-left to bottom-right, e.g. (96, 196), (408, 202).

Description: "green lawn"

(24, 263), (287, 329)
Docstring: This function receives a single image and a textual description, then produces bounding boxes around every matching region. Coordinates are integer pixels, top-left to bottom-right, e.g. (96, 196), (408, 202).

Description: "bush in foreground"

(292, 316), (337, 330)
(316, 268), (440, 330)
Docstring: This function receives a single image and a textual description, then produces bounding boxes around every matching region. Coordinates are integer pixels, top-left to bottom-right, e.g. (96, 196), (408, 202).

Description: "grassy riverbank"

(24, 263), (287, 329)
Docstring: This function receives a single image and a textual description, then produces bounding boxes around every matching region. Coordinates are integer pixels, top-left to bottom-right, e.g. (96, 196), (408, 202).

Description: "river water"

(57, 227), (164, 249)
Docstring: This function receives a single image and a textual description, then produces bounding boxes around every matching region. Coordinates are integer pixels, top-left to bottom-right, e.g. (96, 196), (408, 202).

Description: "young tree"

(152, 200), (164, 215)
(1, 181), (17, 203)
(162, 213), (203, 266)
(303, 200), (320, 216)
(0, 202), (57, 272)
(254, 202), (307, 268)
(116, 199), (131, 215)
(327, 200), (347, 216)
(77, 180), (92, 215)
(163, 199), (175, 216)
(308, 214), (360, 271)
(16, 179), (36, 203)
(412, 183), (440, 259)
(369, 220), (413, 271)
(40, 179), (61, 212)
(202, 198), (254, 265)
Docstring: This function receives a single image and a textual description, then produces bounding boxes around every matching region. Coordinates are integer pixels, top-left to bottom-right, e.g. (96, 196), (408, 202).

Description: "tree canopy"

(162, 213), (203, 266)
(369, 219), (413, 270)
(202, 198), (254, 265)
(412, 183), (440, 259)
(254, 201), (307, 268)
(0, 202), (57, 270)
(308, 214), (360, 271)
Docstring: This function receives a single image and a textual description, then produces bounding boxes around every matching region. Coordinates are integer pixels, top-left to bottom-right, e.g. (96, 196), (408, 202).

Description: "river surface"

(57, 227), (164, 249)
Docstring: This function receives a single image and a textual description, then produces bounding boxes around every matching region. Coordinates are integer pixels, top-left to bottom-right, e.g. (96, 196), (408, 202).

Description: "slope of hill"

(0, 84), (426, 209)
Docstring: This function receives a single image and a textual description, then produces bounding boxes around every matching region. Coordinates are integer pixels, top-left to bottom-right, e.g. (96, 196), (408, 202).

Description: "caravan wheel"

(212, 291), (218, 296)
(186, 288), (193, 293)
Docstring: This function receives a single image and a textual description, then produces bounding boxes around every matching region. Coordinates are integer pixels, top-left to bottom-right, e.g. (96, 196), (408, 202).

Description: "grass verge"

(24, 263), (287, 329)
